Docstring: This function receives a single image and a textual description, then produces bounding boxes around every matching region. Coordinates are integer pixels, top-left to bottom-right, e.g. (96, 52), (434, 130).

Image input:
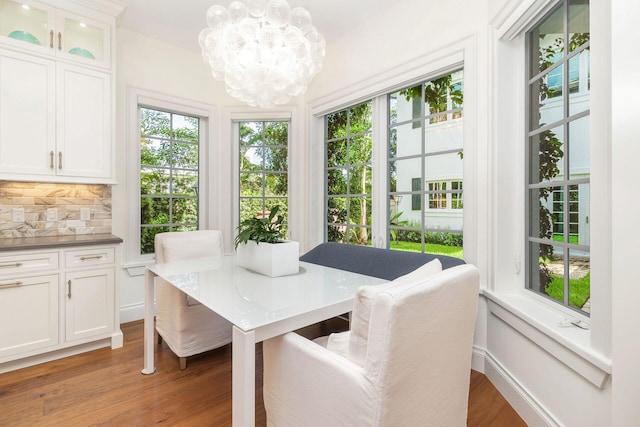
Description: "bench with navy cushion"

(299, 242), (465, 280)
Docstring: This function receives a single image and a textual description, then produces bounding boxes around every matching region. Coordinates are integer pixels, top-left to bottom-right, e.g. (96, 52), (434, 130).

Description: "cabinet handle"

(50, 151), (54, 169)
(0, 262), (23, 269)
(67, 279), (72, 298)
(0, 281), (23, 289)
(58, 32), (62, 51)
(79, 255), (103, 261)
(58, 151), (62, 169)
(49, 30), (54, 48)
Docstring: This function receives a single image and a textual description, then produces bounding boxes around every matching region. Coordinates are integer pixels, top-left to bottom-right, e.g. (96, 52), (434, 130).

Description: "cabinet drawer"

(0, 252), (58, 277)
(64, 247), (114, 268)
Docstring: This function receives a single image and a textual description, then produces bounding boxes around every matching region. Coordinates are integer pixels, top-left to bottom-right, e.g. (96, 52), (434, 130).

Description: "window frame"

(238, 119), (290, 232)
(324, 101), (374, 245)
(125, 88), (214, 265)
(229, 110), (295, 248)
(525, 0), (591, 315)
(138, 106), (201, 254)
(387, 69), (465, 254)
(489, 0), (611, 379)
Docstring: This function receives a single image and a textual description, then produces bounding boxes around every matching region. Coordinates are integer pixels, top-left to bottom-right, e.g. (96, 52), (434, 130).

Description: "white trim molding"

(484, 291), (611, 388)
(124, 86), (217, 266)
(484, 351), (562, 427)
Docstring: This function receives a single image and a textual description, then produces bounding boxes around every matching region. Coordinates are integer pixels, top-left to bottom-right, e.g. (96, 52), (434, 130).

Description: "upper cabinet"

(0, 0), (124, 184)
(0, 1), (110, 69)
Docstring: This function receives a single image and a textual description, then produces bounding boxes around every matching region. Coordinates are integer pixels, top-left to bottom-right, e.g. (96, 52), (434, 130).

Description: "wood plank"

(0, 320), (525, 426)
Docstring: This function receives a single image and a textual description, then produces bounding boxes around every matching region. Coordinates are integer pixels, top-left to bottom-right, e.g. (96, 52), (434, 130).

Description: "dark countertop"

(0, 234), (123, 252)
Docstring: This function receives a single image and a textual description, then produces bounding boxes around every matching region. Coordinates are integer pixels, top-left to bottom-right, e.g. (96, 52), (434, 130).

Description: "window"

(239, 121), (289, 229)
(388, 70), (464, 257)
(426, 180), (463, 210)
(428, 181), (447, 209)
(526, 0), (590, 314)
(139, 107), (200, 254)
(325, 102), (373, 245)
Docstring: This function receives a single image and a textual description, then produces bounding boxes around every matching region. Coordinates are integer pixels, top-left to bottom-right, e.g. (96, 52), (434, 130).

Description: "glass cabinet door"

(59, 13), (109, 67)
(0, 2), (110, 68)
(0, 0), (53, 51)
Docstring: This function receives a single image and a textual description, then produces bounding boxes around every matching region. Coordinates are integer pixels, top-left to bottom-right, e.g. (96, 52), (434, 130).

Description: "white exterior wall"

(394, 94), (464, 229)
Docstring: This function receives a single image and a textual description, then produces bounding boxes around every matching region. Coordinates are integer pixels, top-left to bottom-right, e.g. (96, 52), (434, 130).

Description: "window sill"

(482, 290), (611, 388)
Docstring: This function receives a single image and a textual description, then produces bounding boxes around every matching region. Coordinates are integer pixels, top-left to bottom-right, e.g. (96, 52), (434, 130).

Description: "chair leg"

(179, 357), (187, 370)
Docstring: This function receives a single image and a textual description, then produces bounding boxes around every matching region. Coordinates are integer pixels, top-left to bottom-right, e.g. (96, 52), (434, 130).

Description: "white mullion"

(371, 95), (388, 248)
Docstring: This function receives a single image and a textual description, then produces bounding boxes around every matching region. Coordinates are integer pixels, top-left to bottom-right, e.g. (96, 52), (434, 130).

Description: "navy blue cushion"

(299, 242), (465, 280)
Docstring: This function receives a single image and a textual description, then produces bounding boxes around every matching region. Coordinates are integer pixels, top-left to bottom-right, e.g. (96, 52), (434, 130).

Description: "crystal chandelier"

(199, 0), (326, 108)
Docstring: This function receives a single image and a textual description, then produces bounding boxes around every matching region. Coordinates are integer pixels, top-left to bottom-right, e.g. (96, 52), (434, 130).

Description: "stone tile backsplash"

(0, 182), (112, 238)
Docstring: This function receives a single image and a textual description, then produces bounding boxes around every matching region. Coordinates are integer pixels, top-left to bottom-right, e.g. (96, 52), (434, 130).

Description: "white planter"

(236, 240), (300, 277)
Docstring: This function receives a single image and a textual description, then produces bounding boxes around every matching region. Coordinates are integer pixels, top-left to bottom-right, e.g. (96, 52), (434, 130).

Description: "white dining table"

(142, 255), (387, 426)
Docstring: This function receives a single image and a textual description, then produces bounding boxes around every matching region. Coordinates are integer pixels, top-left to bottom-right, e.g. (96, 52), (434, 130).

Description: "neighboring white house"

(393, 70), (464, 233)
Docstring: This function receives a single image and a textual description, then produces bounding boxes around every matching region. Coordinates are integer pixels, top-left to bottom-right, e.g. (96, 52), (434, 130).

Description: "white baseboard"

(119, 302), (146, 323)
(0, 339), (111, 374)
(471, 345), (486, 373)
(483, 351), (560, 427)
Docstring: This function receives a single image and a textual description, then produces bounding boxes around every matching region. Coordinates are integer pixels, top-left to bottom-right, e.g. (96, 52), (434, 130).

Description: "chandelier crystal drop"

(199, 0), (326, 108)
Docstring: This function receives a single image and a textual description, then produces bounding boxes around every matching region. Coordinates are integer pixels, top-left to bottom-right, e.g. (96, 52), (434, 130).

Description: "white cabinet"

(0, 49), (110, 179)
(0, 0), (122, 184)
(64, 247), (115, 342)
(0, 243), (122, 371)
(0, 0), (110, 69)
(0, 274), (58, 359)
(0, 50), (55, 177)
(65, 268), (114, 342)
(57, 63), (111, 179)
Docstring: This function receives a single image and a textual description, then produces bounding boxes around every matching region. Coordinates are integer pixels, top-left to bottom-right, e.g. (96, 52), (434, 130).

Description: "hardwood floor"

(0, 320), (525, 426)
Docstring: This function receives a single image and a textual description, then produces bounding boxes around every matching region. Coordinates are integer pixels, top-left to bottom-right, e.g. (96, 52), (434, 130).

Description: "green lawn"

(545, 272), (590, 309)
(552, 234), (579, 244)
(390, 240), (464, 259)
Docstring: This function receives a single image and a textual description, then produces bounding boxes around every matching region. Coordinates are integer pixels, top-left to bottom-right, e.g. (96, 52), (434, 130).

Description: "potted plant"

(234, 205), (299, 277)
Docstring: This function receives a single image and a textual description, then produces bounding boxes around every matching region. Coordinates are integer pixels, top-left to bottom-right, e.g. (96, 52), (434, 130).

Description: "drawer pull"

(0, 262), (23, 269)
(79, 255), (103, 261)
(68, 279), (72, 298)
(0, 281), (23, 288)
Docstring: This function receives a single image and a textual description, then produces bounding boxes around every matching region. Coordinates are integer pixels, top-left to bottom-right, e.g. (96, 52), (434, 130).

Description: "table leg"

(232, 326), (256, 427)
(141, 270), (156, 375)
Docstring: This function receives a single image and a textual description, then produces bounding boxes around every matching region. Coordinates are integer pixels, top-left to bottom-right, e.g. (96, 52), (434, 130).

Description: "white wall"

(111, 0), (639, 424)
(302, 0), (620, 425)
(113, 28), (237, 321)
(610, 0), (640, 424)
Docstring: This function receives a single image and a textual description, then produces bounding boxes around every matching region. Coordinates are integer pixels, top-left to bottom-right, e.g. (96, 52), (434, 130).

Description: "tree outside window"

(326, 102), (373, 245)
(139, 107), (199, 254)
(239, 121), (289, 234)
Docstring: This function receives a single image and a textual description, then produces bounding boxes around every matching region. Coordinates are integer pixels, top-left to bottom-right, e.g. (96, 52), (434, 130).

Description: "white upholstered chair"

(154, 230), (232, 369)
(263, 260), (480, 427)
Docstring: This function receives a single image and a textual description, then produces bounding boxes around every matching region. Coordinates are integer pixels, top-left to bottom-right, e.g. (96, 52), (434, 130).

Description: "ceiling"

(118, 0), (394, 52)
